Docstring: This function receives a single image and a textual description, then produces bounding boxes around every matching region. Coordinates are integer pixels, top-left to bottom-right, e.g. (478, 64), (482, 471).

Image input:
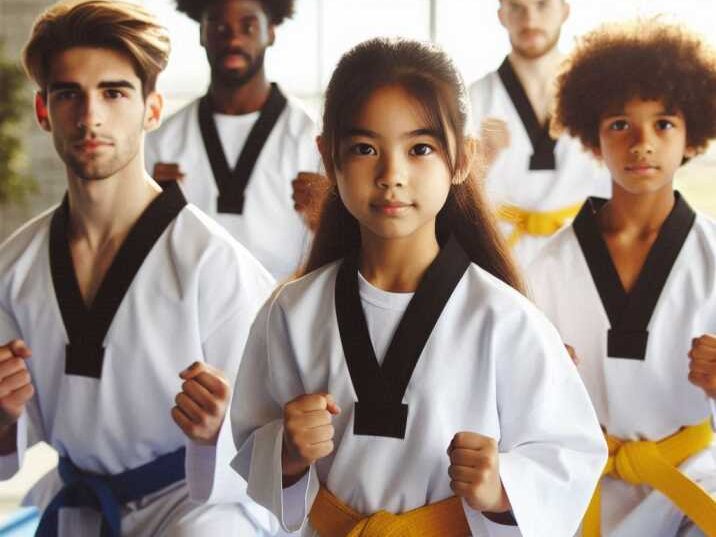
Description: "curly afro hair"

(175, 0), (294, 25)
(552, 19), (716, 156)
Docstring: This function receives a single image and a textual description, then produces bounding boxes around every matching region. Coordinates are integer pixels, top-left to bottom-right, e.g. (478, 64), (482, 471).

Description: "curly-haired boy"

(531, 20), (716, 536)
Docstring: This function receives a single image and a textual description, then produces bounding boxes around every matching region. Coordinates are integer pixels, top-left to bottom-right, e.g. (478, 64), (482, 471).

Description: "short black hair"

(552, 19), (716, 155)
(175, 0), (294, 25)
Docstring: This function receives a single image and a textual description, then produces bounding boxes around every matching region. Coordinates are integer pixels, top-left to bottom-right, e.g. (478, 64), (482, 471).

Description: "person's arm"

(0, 338), (34, 479)
(232, 296), (322, 534)
(176, 241), (275, 506)
(460, 307), (607, 537)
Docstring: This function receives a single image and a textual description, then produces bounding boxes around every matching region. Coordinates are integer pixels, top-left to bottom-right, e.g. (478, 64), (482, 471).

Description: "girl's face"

(332, 85), (453, 244)
(596, 97), (695, 196)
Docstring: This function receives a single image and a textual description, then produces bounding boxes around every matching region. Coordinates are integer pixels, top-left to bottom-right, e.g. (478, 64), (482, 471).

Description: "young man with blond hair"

(0, 1), (277, 534)
(470, 0), (609, 265)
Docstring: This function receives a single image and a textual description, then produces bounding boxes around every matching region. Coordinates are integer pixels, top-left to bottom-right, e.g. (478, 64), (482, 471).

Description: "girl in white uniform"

(229, 37), (606, 537)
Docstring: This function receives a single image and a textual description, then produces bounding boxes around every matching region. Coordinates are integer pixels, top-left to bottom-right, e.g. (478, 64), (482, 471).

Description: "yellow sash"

(309, 485), (471, 537)
(497, 202), (582, 247)
(583, 419), (716, 536)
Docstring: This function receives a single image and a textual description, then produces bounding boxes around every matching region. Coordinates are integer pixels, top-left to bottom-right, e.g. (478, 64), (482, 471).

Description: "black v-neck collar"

(198, 82), (287, 215)
(49, 182), (187, 378)
(497, 57), (557, 170)
(334, 237), (471, 439)
(572, 192), (695, 360)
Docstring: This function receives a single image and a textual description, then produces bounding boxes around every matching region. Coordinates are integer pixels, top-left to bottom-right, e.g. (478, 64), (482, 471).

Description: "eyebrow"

(48, 80), (137, 92)
(345, 127), (441, 139)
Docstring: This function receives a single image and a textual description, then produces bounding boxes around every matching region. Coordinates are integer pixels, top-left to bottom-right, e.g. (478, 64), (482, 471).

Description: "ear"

(561, 1), (570, 23)
(316, 135), (337, 183)
(684, 146), (697, 159)
(267, 24), (276, 47)
(497, 4), (507, 29)
(143, 91), (164, 132)
(35, 92), (51, 132)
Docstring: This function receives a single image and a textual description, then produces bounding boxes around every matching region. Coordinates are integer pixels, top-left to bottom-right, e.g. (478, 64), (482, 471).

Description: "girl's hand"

(171, 362), (230, 445)
(448, 432), (510, 513)
(282, 393), (341, 480)
(688, 335), (716, 398)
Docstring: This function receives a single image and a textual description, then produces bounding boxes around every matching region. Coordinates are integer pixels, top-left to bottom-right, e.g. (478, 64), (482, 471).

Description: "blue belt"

(35, 447), (185, 537)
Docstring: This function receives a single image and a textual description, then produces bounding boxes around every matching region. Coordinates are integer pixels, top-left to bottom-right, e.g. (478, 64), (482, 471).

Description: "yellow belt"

(309, 485), (470, 537)
(583, 419), (716, 537)
(497, 202), (582, 247)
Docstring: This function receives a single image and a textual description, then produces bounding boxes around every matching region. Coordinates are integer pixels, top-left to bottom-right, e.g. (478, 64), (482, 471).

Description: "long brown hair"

(303, 38), (524, 294)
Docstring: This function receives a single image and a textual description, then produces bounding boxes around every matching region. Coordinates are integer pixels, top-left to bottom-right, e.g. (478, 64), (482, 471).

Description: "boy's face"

(36, 46), (162, 182)
(596, 98), (695, 195)
(200, 0), (275, 86)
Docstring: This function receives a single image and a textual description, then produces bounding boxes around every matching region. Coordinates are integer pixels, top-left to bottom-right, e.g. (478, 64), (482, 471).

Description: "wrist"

(483, 482), (511, 513)
(0, 422), (17, 456)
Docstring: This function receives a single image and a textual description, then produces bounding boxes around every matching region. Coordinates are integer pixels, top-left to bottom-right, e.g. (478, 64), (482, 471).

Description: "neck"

(508, 47), (563, 87)
(358, 225), (440, 292)
(208, 71), (271, 115)
(65, 152), (161, 250)
(599, 183), (676, 236)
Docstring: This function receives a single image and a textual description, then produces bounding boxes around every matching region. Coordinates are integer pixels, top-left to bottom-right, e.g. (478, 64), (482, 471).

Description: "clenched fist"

(282, 393), (340, 482)
(447, 431), (510, 513)
(688, 334), (716, 398)
(0, 340), (34, 455)
(479, 117), (511, 168)
(152, 162), (185, 183)
(291, 172), (330, 231)
(171, 362), (230, 445)
(0, 340), (34, 431)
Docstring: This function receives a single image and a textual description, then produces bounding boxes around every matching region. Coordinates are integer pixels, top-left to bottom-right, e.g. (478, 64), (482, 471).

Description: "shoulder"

(468, 71), (498, 100)
(0, 206), (55, 277)
(269, 261), (340, 314)
(168, 204), (273, 285)
(147, 99), (200, 146)
(280, 88), (318, 141)
(693, 210), (716, 239)
(460, 263), (564, 345)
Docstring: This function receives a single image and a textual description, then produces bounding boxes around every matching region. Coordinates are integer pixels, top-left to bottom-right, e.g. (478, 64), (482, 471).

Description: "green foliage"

(0, 44), (36, 204)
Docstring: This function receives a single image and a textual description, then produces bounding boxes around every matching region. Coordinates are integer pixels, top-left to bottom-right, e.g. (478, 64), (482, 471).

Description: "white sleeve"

(184, 243), (276, 508)
(467, 308), (607, 537)
(231, 295), (320, 533)
(0, 305), (31, 480)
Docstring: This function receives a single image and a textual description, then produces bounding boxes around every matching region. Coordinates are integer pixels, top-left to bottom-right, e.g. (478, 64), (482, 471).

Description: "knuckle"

(206, 400), (220, 416)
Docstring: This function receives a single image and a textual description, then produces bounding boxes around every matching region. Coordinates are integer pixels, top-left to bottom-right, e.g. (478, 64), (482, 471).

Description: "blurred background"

(0, 0), (714, 520)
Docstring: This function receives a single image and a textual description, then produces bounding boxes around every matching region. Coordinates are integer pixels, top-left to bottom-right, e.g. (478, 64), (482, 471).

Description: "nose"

(629, 127), (655, 158)
(523, 5), (538, 24)
(376, 152), (406, 189)
(77, 93), (103, 132)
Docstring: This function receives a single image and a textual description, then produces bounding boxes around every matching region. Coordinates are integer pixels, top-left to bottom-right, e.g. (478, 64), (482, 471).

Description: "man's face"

(498, 0), (569, 59)
(37, 46), (161, 182)
(200, 0), (275, 86)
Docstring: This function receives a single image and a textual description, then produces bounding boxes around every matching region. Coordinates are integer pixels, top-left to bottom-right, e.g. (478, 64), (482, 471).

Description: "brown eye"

(410, 143), (434, 156)
(608, 120), (628, 131)
(349, 143), (376, 156)
(656, 119), (675, 130)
